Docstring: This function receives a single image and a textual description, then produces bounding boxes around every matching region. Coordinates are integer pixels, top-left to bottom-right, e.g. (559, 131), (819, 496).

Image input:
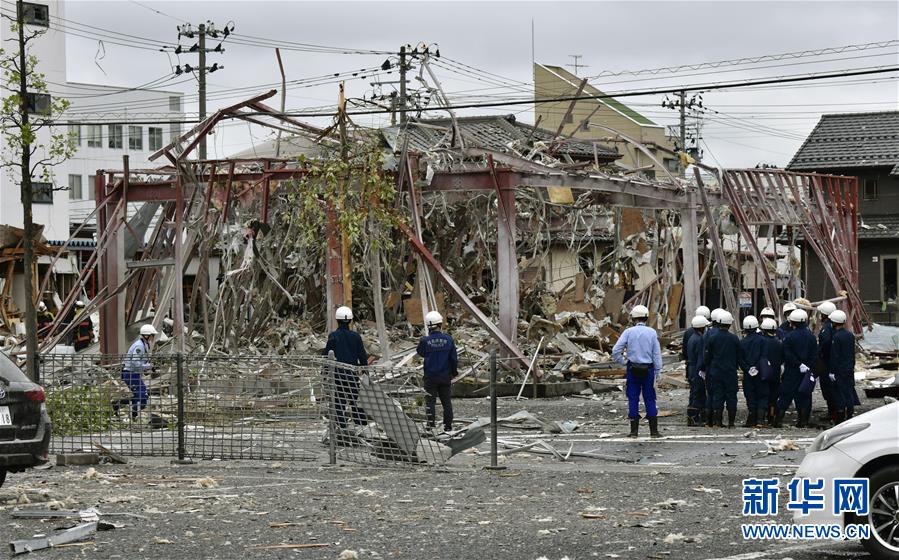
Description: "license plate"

(0, 406), (10, 426)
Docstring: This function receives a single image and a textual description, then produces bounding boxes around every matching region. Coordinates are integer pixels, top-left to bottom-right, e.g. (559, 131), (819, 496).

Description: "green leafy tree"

(0, 1), (75, 381)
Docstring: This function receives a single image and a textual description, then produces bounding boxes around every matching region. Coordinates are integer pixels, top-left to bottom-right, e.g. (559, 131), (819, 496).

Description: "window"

(883, 257), (898, 302)
(169, 96), (181, 112)
(21, 2), (49, 27)
(67, 123), (81, 146)
(32, 181), (53, 204)
(148, 127), (163, 151)
(87, 175), (95, 200)
(664, 158), (679, 172)
(128, 125), (142, 150)
(170, 122), (182, 142)
(108, 124), (123, 149)
(68, 174), (82, 200)
(864, 178), (878, 200)
(26, 92), (50, 115)
(86, 124), (102, 148)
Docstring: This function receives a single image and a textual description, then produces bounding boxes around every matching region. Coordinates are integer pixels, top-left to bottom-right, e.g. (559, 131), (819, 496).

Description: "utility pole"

(398, 45), (407, 124)
(176, 21), (231, 161)
(16, 0), (37, 382)
(679, 90), (687, 178)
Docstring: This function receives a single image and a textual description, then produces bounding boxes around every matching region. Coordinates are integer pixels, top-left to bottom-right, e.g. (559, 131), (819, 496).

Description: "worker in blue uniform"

(815, 301), (837, 424)
(686, 315), (709, 427)
(416, 311), (458, 432)
(323, 306), (369, 431)
(116, 324), (156, 421)
(777, 302), (796, 340)
(774, 308), (818, 428)
(613, 305), (663, 438)
(759, 318), (783, 425)
(827, 310), (857, 423)
(739, 316), (767, 427)
(704, 310), (741, 428)
(681, 305), (711, 369)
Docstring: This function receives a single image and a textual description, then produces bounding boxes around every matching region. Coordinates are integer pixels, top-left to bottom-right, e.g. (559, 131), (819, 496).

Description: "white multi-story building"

(0, 0), (184, 241)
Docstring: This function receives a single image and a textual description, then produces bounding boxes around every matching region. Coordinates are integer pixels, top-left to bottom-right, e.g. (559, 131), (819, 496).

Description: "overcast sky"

(53, 0), (899, 167)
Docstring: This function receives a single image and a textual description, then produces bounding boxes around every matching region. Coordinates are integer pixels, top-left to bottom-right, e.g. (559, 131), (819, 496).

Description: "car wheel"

(863, 465), (899, 560)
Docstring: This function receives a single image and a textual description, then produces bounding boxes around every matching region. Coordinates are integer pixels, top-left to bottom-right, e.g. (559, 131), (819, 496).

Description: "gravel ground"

(0, 385), (882, 560)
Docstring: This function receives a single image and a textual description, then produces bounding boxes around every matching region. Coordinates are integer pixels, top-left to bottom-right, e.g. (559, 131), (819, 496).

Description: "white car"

(795, 401), (899, 559)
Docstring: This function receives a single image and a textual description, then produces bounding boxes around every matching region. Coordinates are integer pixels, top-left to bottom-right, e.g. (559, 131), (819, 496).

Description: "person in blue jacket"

(613, 305), (663, 438)
(704, 310), (741, 428)
(777, 302), (797, 340)
(815, 301), (837, 424)
(739, 316), (767, 427)
(416, 311), (458, 432)
(759, 318), (783, 425)
(774, 309), (818, 428)
(686, 315), (709, 427)
(323, 306), (369, 431)
(682, 305), (711, 368)
(826, 310), (857, 423)
(115, 324), (156, 421)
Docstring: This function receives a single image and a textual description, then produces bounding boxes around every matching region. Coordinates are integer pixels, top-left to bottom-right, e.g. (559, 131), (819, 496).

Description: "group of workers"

(35, 299), (95, 351)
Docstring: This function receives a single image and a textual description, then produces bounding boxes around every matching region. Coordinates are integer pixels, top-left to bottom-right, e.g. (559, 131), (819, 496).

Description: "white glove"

(748, 366), (758, 377)
(828, 373), (836, 382)
(698, 370), (706, 380)
(799, 363), (810, 374)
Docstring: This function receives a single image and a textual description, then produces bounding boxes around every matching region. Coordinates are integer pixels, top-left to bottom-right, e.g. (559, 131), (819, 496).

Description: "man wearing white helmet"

(36, 301), (54, 340)
(759, 318), (783, 425)
(815, 301), (838, 424)
(115, 324), (158, 420)
(777, 302), (797, 340)
(72, 300), (94, 352)
(827, 310), (857, 423)
(739, 316), (767, 427)
(324, 306), (370, 431)
(685, 315), (710, 427)
(759, 307), (776, 323)
(681, 306), (711, 371)
(773, 308), (818, 428)
(416, 311), (458, 432)
(613, 305), (663, 438)
(703, 311), (741, 428)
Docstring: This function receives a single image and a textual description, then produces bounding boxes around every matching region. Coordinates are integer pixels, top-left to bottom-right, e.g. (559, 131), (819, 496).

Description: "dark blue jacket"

(776, 320), (792, 341)
(704, 328), (741, 376)
(818, 319), (834, 362)
(686, 329), (705, 377)
(417, 330), (458, 380)
(828, 328), (855, 375)
(783, 325), (817, 371)
(762, 334), (783, 372)
(323, 325), (368, 367)
(681, 327), (696, 361)
(739, 331), (766, 374)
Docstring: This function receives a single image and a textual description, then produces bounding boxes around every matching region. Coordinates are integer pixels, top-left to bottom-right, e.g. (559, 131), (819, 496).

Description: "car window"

(0, 351), (32, 383)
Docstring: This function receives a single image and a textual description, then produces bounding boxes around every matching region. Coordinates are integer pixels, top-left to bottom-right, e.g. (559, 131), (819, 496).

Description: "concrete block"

(56, 452), (99, 466)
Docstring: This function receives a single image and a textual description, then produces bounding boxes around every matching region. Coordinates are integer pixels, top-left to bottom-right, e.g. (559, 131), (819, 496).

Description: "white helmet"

(691, 315), (710, 329)
(829, 310), (847, 324)
(424, 310), (444, 328)
(75, 300), (85, 308)
(742, 315), (759, 330)
(760, 318), (778, 331)
(335, 306), (353, 322)
(789, 309), (808, 323)
(711, 308), (725, 323)
(817, 301), (836, 316)
(782, 302), (796, 314)
(718, 311), (734, 325)
(140, 324), (158, 336)
(630, 305), (649, 319)
(695, 306), (711, 319)
(759, 307), (776, 319)
(37, 302), (47, 312)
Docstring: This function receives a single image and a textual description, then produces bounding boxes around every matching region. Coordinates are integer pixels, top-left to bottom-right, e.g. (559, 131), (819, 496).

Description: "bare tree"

(1, 1), (75, 381)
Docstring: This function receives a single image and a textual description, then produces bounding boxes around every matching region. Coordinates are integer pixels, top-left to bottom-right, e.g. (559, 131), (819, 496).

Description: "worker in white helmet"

(759, 307), (776, 323)
(704, 311), (741, 428)
(681, 305), (711, 371)
(416, 311), (458, 432)
(759, 318), (783, 425)
(739, 316), (767, 427)
(115, 324), (158, 421)
(815, 301), (838, 424)
(773, 308), (818, 428)
(36, 301), (54, 340)
(323, 306), (370, 432)
(777, 302), (797, 340)
(685, 315), (710, 427)
(612, 305), (663, 438)
(826, 310), (857, 422)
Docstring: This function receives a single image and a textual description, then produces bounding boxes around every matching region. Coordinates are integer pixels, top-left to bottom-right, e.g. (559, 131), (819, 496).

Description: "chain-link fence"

(39, 353), (485, 467)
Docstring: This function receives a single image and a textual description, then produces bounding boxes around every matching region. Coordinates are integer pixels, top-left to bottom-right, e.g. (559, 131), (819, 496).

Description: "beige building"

(534, 64), (678, 178)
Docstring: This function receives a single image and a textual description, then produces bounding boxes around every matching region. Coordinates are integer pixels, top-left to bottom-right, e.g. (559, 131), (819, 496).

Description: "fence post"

(486, 349), (505, 470)
(176, 353), (186, 462)
(327, 350), (337, 466)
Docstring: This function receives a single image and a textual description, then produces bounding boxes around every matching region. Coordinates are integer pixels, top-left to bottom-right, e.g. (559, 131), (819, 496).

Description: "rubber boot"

(649, 417), (661, 438)
(773, 409), (785, 428)
(743, 409), (757, 428)
(756, 408), (768, 427)
(845, 407), (854, 420)
(727, 409), (736, 428)
(767, 405), (776, 426)
(687, 410), (697, 427)
(796, 408), (810, 429)
(705, 409), (715, 428)
(628, 418), (639, 438)
(833, 409), (846, 425)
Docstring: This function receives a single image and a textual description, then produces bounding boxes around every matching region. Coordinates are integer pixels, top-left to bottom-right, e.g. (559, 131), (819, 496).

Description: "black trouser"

(334, 371), (367, 429)
(424, 378), (453, 431)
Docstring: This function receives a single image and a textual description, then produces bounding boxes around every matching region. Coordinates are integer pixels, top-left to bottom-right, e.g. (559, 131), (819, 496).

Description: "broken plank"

(10, 522), (98, 556)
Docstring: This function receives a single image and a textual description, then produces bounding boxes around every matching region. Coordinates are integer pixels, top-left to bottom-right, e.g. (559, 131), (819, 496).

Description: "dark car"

(0, 351), (51, 487)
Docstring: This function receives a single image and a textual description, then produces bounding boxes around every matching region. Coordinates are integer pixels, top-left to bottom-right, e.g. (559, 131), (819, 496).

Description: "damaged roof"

(859, 214), (899, 240)
(787, 111), (899, 174)
(381, 114), (620, 161)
